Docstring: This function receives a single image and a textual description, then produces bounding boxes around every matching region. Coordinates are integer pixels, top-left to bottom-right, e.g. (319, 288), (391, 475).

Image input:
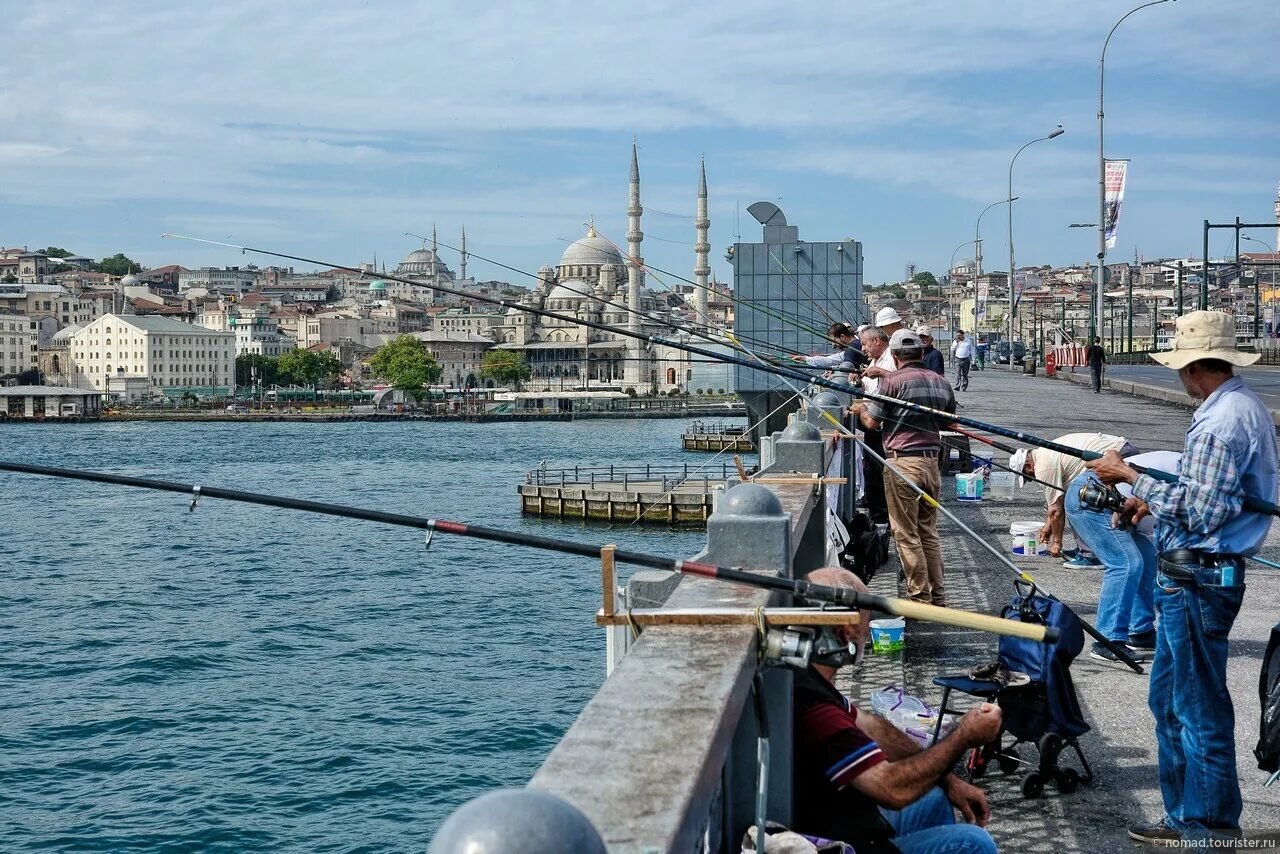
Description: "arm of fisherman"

(849, 402), (882, 431)
(849, 704), (1001, 812)
(1091, 440), (1243, 535)
(1041, 497), (1066, 554)
(793, 352), (847, 368)
(857, 711), (991, 825)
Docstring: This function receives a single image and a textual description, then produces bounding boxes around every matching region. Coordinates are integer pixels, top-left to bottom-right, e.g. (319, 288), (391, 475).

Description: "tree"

(236, 354), (280, 387)
(368, 336), (442, 399)
(478, 349), (531, 389)
(38, 247), (74, 259)
(94, 253), (142, 276)
(278, 348), (343, 388)
(911, 271), (939, 289)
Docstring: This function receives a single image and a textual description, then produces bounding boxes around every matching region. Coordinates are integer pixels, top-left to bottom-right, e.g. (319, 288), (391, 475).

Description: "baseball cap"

(875, 306), (903, 327)
(915, 326), (933, 338)
(888, 329), (922, 351)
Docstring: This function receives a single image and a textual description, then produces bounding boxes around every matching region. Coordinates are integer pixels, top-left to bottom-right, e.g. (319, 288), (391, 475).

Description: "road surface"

(1107, 364), (1280, 408)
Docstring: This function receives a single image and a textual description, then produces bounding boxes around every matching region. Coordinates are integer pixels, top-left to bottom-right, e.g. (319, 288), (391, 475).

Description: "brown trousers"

(882, 456), (946, 605)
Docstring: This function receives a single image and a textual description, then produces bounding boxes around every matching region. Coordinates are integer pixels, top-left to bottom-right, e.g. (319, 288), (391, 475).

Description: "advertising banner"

(976, 280), (989, 321)
(1104, 159), (1129, 250)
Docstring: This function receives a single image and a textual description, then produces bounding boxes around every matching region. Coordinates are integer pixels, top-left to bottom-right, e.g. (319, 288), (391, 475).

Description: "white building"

(0, 313), (37, 378)
(71, 313), (236, 394)
(197, 303), (296, 357)
(431, 309), (503, 339)
(178, 266), (260, 294)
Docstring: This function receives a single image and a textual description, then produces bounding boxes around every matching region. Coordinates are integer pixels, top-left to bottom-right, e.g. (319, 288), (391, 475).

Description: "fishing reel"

(1077, 480), (1127, 514)
(761, 624), (863, 671)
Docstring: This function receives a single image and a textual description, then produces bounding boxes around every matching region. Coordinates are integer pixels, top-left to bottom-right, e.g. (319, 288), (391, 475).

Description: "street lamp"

(1097, 0), (1177, 341)
(972, 197), (1016, 336)
(1243, 236), (1274, 338)
(1008, 126), (1065, 370)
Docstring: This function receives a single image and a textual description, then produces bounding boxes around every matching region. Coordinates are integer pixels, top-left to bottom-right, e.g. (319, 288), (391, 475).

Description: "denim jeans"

(881, 787), (996, 854)
(1064, 472), (1155, 641)
(1149, 567), (1246, 832)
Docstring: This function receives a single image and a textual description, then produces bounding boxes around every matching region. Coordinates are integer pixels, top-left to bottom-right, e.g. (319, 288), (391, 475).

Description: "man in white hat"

(1088, 310), (1278, 846)
(874, 306), (905, 339)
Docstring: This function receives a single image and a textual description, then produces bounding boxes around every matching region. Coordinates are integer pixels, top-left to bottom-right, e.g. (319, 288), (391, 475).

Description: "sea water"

(0, 419), (720, 851)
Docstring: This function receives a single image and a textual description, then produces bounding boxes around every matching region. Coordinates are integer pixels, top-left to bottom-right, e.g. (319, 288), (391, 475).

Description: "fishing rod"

(162, 234), (1278, 520)
(0, 460), (1056, 644)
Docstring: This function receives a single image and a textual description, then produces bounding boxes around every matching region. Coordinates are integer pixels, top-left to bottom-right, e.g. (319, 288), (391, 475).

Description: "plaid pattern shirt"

(866, 361), (957, 453)
(1134, 376), (1277, 555)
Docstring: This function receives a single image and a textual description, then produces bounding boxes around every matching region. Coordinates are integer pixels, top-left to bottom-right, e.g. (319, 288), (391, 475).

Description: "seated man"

(793, 567), (999, 854)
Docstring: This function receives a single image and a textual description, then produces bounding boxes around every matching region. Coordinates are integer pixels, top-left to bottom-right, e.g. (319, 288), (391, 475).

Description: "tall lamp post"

(974, 197), (1016, 338)
(948, 239), (977, 333)
(1097, 0), (1176, 341)
(1243, 235), (1273, 339)
(1008, 126), (1065, 370)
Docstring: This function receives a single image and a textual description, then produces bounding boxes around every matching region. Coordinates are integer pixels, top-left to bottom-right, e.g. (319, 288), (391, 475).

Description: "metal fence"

(525, 461), (741, 489)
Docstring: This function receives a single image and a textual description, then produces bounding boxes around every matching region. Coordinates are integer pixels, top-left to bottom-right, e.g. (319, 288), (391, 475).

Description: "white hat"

(888, 329), (922, 352)
(1010, 448), (1030, 489)
(856, 324), (869, 334)
(875, 306), (903, 327)
(915, 326), (933, 338)
(1151, 310), (1260, 370)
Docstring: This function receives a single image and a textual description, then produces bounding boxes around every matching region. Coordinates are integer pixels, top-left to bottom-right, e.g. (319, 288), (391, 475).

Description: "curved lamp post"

(970, 198), (1016, 337)
(1097, 0), (1177, 340)
(1243, 235), (1274, 338)
(1008, 126), (1064, 370)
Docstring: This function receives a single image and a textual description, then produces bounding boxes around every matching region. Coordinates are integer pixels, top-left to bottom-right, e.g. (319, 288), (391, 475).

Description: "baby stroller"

(929, 582), (1094, 798)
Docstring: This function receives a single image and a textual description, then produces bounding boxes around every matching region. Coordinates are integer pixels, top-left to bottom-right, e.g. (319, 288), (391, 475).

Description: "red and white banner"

(1104, 159), (1128, 250)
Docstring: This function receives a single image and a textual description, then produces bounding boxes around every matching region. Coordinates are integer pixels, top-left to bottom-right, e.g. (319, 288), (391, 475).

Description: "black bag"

(840, 511), (887, 584)
(1255, 622), (1280, 773)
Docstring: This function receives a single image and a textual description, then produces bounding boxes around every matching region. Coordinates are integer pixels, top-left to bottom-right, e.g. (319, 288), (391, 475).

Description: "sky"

(1, 0), (1277, 287)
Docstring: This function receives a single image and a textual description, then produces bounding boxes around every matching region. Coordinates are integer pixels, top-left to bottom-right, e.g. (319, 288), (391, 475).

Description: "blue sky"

(1, 0), (1277, 286)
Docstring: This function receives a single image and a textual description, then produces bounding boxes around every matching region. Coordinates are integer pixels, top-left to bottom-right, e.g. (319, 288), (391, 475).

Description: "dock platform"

(518, 462), (740, 524)
(680, 420), (754, 452)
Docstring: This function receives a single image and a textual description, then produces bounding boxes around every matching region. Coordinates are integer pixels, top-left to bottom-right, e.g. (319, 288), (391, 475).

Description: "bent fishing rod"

(0, 461), (1055, 644)
(160, 234), (1280, 520)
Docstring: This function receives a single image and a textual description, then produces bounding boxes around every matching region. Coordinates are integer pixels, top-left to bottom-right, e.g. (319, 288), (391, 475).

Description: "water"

(0, 419), (736, 852)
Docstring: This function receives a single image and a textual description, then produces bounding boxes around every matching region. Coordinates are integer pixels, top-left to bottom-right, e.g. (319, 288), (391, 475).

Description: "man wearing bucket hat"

(850, 329), (957, 605)
(1011, 432), (1135, 567)
(1088, 311), (1277, 846)
(860, 308), (905, 391)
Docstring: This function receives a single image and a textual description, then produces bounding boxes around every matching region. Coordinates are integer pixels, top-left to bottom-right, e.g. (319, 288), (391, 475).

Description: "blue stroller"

(929, 583), (1095, 798)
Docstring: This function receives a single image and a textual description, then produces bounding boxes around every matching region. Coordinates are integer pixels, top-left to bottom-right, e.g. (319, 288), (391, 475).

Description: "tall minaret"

(693, 156), (711, 326)
(626, 140), (644, 336)
(1274, 181), (1279, 254)
(460, 226), (468, 281)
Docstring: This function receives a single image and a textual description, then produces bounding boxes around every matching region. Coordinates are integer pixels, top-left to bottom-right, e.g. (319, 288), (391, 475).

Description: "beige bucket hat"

(1151, 310), (1260, 370)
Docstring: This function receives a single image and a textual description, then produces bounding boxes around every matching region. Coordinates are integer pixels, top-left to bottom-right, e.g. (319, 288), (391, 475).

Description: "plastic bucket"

(988, 470), (1015, 500)
(869, 618), (906, 653)
(1009, 521), (1047, 556)
(955, 472), (983, 502)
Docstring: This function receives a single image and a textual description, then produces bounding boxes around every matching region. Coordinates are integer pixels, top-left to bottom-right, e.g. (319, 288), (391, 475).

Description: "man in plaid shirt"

(1088, 310), (1277, 846)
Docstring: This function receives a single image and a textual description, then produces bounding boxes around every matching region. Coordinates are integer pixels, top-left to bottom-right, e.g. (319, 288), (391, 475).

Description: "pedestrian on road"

(851, 329), (957, 605)
(916, 326), (945, 376)
(1088, 310), (1278, 846)
(1087, 336), (1107, 393)
(975, 337), (988, 371)
(950, 330), (973, 391)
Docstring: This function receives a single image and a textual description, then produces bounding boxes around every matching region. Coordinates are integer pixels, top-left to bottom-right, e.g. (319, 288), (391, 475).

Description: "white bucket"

(988, 470), (1015, 500)
(955, 472), (983, 502)
(1009, 521), (1047, 556)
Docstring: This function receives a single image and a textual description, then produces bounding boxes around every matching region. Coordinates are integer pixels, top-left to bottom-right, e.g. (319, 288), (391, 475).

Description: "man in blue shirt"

(1088, 310), (1278, 846)
(791, 322), (869, 373)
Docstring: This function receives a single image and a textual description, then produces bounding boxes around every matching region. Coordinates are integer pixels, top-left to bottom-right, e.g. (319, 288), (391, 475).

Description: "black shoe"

(1090, 641), (1152, 664)
(1128, 819), (1182, 846)
(1127, 630), (1157, 651)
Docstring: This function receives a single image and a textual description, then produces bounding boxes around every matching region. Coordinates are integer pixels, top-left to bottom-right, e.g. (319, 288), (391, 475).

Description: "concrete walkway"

(864, 366), (1280, 851)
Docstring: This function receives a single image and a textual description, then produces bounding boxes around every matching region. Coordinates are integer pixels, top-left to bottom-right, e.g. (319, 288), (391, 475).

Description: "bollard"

(430, 788), (606, 854)
(805, 391), (846, 430)
(772, 421), (825, 474)
(705, 482), (791, 576)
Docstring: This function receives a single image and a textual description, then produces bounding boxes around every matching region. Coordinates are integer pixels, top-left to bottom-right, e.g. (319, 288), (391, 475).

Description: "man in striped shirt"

(793, 568), (1000, 853)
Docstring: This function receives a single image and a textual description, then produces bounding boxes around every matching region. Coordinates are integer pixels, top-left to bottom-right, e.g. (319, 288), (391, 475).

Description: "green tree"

(236, 354), (280, 387)
(368, 336), (442, 398)
(478, 349), (531, 389)
(278, 348), (343, 388)
(911, 271), (939, 290)
(94, 253), (142, 276)
(38, 247), (74, 259)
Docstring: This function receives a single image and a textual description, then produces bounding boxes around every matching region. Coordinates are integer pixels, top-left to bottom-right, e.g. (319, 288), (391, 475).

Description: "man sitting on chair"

(793, 567), (1000, 854)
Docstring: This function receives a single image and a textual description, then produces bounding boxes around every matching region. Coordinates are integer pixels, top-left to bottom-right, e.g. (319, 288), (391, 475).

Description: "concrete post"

(430, 788), (606, 854)
(772, 421), (824, 474)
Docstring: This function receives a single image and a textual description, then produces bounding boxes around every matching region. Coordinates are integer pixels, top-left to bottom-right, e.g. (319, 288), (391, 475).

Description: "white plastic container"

(988, 470), (1015, 500)
(1010, 521), (1048, 556)
(955, 472), (984, 502)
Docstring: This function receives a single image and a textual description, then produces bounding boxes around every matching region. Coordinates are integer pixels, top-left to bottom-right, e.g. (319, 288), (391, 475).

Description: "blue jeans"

(881, 787), (996, 854)
(1149, 567), (1246, 832)
(1064, 472), (1156, 641)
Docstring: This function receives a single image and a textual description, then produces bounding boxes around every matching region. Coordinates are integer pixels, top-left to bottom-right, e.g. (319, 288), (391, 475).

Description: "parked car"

(994, 342), (1027, 365)
(225, 404), (249, 414)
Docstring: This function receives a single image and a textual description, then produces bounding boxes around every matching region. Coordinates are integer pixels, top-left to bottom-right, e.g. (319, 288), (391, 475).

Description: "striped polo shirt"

(866, 361), (957, 453)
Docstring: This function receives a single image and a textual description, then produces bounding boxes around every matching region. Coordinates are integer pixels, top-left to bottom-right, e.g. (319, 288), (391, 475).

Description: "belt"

(1158, 549), (1245, 586)
(887, 449), (939, 459)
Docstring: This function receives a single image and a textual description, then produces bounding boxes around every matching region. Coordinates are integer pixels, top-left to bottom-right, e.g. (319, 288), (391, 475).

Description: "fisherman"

(791, 321), (869, 372)
(1086, 336), (1107, 393)
(916, 326), (946, 376)
(793, 566), (998, 854)
(850, 329), (956, 605)
(1011, 432), (1135, 569)
(875, 306), (906, 340)
(950, 331), (974, 391)
(1087, 310), (1278, 846)
(1063, 449), (1181, 665)
(857, 325), (893, 525)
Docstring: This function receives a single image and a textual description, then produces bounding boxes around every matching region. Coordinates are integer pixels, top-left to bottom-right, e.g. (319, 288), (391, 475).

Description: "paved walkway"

(861, 366), (1280, 851)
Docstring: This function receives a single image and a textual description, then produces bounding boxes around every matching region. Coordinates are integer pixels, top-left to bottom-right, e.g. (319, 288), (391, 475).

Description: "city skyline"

(1, 0), (1277, 285)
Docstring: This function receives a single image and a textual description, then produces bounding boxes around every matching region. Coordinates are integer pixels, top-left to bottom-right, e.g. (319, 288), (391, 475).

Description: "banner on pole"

(1104, 159), (1129, 250)
(976, 280), (989, 321)
(1013, 271), (1027, 308)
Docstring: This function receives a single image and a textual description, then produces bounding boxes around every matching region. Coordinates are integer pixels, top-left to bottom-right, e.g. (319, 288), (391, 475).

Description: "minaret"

(1274, 181), (1279, 254)
(693, 156), (711, 326)
(460, 226), (468, 281)
(626, 140), (644, 336)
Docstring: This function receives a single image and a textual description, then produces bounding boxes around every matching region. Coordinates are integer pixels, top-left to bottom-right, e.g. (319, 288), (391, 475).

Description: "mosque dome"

(403, 248), (435, 264)
(369, 279), (388, 293)
(120, 274), (139, 287)
(52, 324), (82, 342)
(547, 283), (589, 305)
(559, 225), (624, 269)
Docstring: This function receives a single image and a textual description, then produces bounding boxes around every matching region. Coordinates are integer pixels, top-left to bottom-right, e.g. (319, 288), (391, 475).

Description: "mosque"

(492, 144), (715, 392)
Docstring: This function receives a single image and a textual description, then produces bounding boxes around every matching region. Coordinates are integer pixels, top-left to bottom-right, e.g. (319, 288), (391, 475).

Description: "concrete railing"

(433, 399), (857, 853)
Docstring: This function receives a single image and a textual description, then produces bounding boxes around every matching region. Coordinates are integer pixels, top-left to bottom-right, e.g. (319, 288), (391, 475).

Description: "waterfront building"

(70, 313), (236, 394)
(0, 313), (38, 378)
(38, 324), (81, 386)
(409, 330), (494, 388)
(0, 385), (101, 419)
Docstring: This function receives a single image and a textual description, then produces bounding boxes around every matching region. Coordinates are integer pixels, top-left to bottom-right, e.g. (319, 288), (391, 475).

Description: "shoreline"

(0, 407), (746, 425)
